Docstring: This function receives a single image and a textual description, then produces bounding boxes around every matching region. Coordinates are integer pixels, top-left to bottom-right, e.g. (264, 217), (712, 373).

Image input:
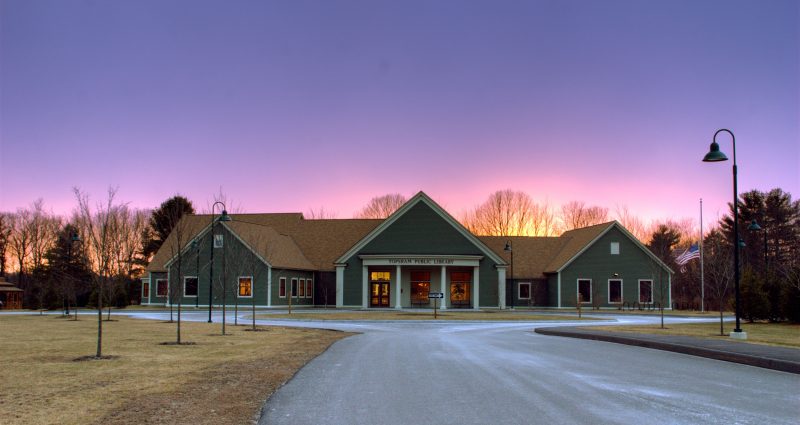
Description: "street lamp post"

(208, 202), (231, 323)
(702, 128), (746, 339)
(504, 240), (514, 309)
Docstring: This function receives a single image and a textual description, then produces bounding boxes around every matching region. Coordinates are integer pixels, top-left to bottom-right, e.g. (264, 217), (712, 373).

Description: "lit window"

(639, 280), (653, 304)
(370, 271), (391, 281)
(142, 280), (150, 298)
(184, 277), (198, 297)
(578, 279), (591, 304)
(518, 282), (531, 300)
(299, 278), (305, 297)
(608, 280), (622, 303)
(450, 271), (471, 305)
(410, 271), (430, 303)
(305, 279), (313, 298)
(279, 278), (286, 298)
(156, 279), (168, 297)
(239, 277), (252, 297)
(610, 242), (620, 255)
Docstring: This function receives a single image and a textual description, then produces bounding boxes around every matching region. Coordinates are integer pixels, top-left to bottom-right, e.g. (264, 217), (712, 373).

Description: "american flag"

(675, 244), (700, 265)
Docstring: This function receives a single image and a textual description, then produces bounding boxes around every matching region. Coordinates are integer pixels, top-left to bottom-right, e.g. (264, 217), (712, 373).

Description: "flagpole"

(700, 198), (705, 313)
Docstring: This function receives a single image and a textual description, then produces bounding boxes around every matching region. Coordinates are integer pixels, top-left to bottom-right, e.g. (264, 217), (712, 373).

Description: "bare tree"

(529, 199), (560, 237)
(355, 194), (407, 219)
(704, 228), (733, 335)
(8, 209), (33, 291)
(560, 201), (609, 231)
(74, 187), (121, 358)
(305, 207), (338, 219)
(461, 190), (536, 236)
(164, 210), (192, 343)
(0, 213), (12, 277)
(614, 204), (648, 243)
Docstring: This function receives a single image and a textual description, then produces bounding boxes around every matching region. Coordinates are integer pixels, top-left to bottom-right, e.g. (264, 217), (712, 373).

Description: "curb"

(534, 327), (800, 375)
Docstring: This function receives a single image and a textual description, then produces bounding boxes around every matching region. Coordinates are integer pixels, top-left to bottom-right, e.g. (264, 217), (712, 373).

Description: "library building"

(144, 192), (672, 310)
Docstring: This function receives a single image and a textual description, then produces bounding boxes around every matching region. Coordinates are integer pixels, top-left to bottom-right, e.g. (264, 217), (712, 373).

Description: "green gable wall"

(342, 201), (501, 307)
(559, 226), (671, 308)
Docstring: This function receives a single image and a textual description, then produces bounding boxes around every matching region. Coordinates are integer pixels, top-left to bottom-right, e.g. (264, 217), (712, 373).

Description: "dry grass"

(0, 314), (350, 425)
(586, 321), (800, 348)
(256, 311), (593, 321)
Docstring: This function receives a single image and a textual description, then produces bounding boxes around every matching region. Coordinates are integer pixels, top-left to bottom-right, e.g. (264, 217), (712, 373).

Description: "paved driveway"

(251, 316), (799, 425)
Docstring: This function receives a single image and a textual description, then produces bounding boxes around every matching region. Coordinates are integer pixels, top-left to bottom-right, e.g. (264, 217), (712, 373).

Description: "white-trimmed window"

(577, 279), (592, 304)
(142, 279), (150, 298)
(298, 278), (305, 297)
(610, 242), (620, 255)
(608, 279), (622, 304)
(238, 276), (253, 298)
(305, 279), (313, 299)
(279, 277), (286, 298)
(214, 234), (223, 248)
(639, 280), (653, 304)
(184, 276), (198, 297)
(291, 278), (298, 297)
(518, 282), (531, 300)
(156, 279), (168, 297)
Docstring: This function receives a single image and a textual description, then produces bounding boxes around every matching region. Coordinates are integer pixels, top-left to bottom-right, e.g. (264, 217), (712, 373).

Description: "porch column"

(440, 265), (447, 310)
(335, 265), (345, 308)
(473, 266), (480, 310)
(395, 265), (402, 309)
(497, 266), (507, 309)
(267, 266), (272, 307)
(362, 265), (369, 309)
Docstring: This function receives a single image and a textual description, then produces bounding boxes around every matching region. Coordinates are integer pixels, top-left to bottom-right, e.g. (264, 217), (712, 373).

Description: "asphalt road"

(254, 318), (799, 425)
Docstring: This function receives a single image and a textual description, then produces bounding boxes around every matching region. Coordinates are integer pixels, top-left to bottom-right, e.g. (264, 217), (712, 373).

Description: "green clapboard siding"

(559, 226), (671, 308)
(343, 201), (501, 307)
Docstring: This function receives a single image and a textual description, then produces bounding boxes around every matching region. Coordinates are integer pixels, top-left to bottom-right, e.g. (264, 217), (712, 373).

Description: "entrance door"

(370, 282), (390, 307)
(450, 271), (471, 308)
(369, 271), (391, 307)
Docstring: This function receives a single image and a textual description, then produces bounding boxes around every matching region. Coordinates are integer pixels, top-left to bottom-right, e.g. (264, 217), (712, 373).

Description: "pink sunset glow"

(1, 1), (797, 229)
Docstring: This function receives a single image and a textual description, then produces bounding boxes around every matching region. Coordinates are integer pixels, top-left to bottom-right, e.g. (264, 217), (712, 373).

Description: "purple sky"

(1, 0), (798, 226)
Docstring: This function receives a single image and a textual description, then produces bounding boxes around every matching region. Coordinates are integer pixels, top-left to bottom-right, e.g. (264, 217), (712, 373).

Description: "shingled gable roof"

(545, 221), (673, 274)
(334, 191), (506, 265)
(147, 213), (382, 273)
(478, 236), (569, 278)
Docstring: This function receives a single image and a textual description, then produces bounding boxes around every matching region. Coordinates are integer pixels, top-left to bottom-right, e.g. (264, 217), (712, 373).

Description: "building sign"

(387, 258), (455, 265)
(359, 255), (483, 267)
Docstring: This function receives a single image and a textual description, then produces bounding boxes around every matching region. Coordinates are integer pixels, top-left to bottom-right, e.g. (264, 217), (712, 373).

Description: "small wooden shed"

(0, 277), (24, 309)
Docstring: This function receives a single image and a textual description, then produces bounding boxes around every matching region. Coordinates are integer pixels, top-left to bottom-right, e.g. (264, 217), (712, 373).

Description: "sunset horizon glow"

(1, 1), (797, 231)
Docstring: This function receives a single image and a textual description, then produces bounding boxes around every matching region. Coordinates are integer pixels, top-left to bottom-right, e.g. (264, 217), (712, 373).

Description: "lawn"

(255, 310), (593, 321)
(0, 314), (351, 425)
(586, 321), (800, 348)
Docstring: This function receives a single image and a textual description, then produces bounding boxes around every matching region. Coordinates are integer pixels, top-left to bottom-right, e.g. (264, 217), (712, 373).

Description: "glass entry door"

(370, 271), (391, 307)
(450, 271), (471, 308)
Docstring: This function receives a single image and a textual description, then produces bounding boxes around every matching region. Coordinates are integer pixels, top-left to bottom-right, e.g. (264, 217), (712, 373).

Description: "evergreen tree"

(141, 196), (195, 260)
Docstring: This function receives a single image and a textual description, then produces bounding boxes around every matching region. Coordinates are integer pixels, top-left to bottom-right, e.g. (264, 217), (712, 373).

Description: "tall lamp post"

(192, 239), (200, 309)
(702, 128), (746, 339)
(208, 202), (231, 323)
(65, 232), (81, 316)
(504, 240), (514, 309)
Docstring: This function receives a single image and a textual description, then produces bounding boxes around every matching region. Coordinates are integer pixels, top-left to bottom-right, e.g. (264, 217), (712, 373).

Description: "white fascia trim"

(557, 272), (562, 308)
(219, 222), (273, 268)
(557, 222), (674, 274)
(334, 192), (506, 265)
